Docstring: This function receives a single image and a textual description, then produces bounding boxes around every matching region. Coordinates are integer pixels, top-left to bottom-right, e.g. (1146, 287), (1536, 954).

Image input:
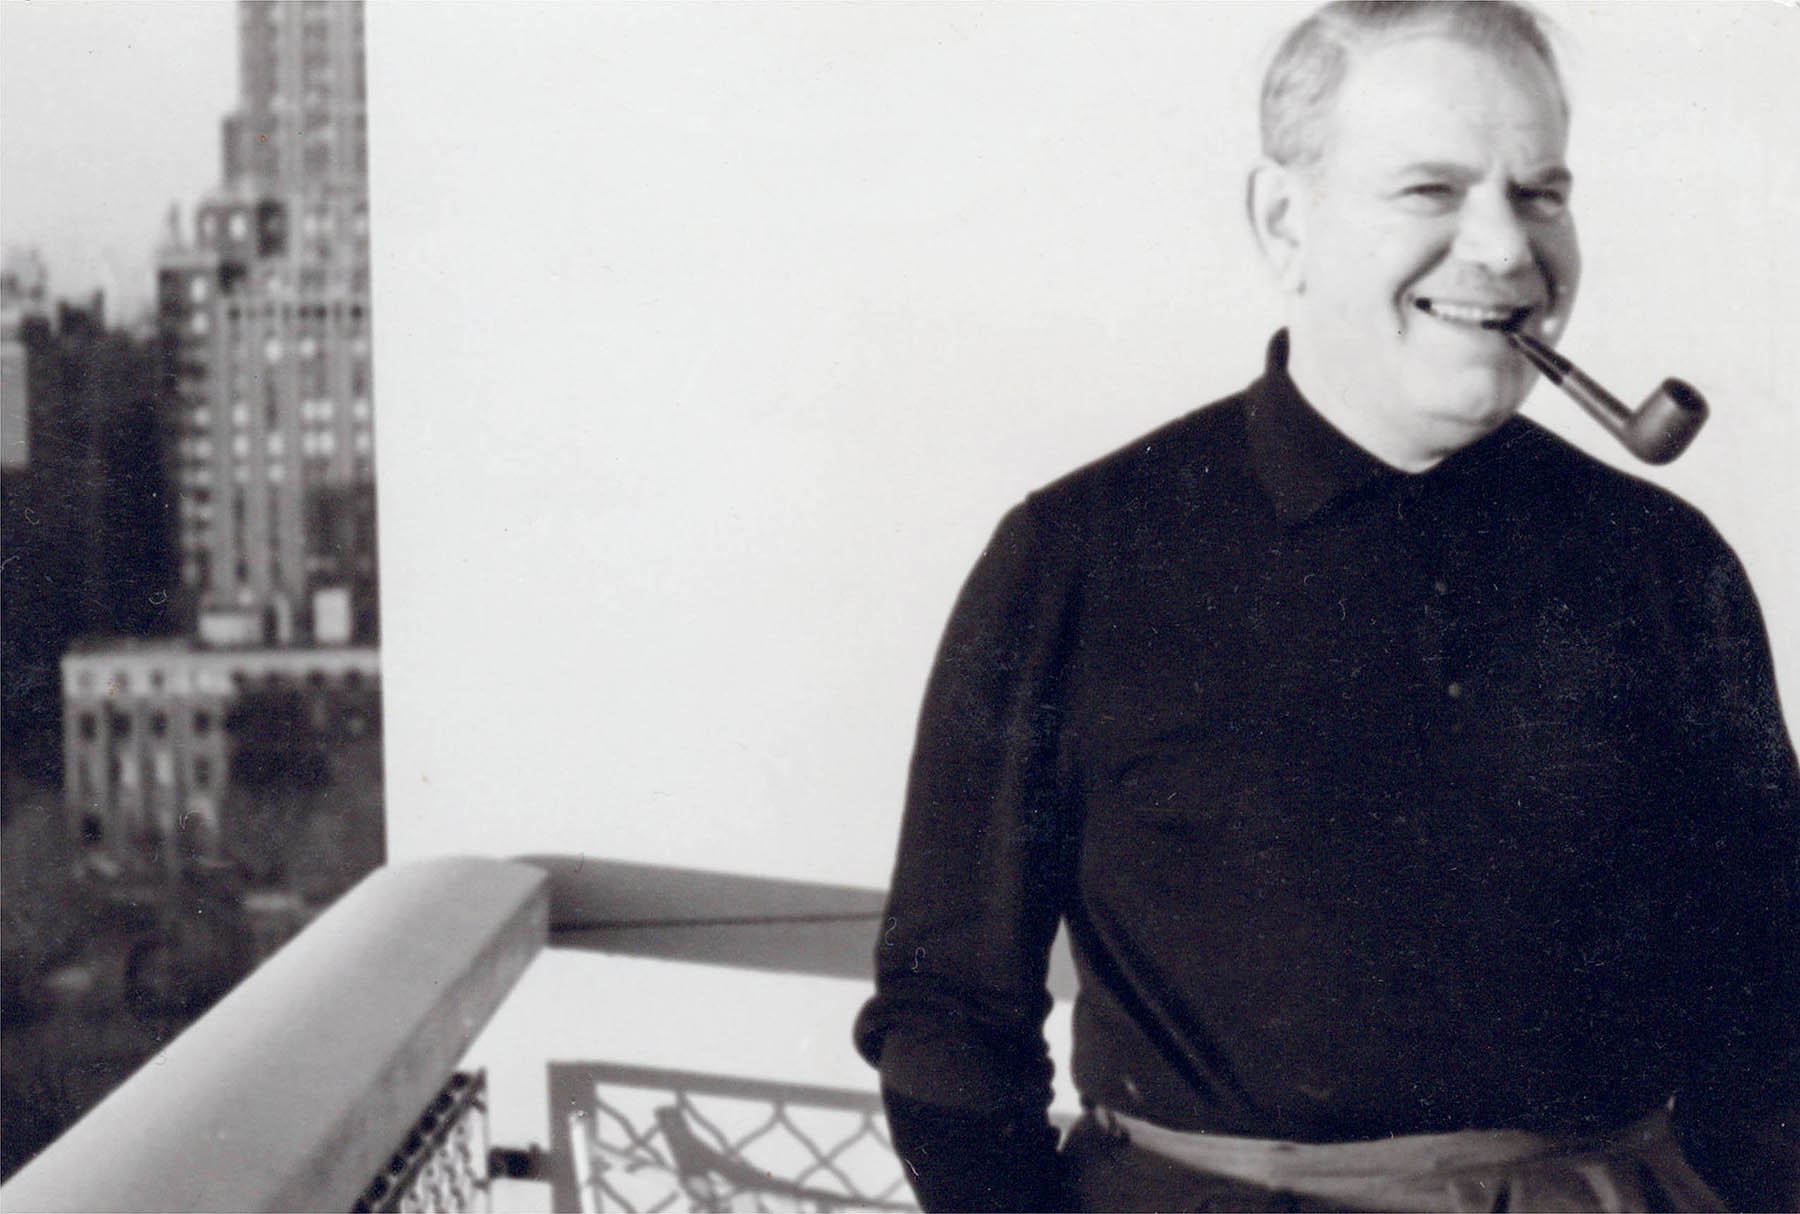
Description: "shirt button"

(1446, 682), (1464, 699)
(1433, 579), (1449, 596)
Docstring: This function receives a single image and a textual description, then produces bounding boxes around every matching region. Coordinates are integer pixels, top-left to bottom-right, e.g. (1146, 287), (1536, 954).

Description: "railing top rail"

(523, 853), (1076, 996)
(0, 857), (547, 1214)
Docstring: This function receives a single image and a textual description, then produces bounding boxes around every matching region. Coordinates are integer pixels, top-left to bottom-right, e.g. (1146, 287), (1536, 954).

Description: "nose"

(1451, 190), (1533, 275)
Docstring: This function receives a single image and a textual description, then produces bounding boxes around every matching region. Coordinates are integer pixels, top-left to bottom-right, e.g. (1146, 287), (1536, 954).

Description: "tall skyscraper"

(62, 2), (383, 880)
(158, 0), (376, 648)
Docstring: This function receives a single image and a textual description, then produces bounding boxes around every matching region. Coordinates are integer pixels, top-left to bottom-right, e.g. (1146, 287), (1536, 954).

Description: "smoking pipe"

(1500, 329), (1708, 464)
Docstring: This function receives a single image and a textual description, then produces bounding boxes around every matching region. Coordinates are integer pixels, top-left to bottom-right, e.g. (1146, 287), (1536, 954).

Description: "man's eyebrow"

(1391, 160), (1481, 182)
(1518, 165), (1573, 188)
(1388, 162), (1573, 187)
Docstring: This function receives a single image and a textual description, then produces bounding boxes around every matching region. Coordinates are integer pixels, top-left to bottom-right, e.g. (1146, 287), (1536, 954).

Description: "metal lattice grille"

(355, 1070), (490, 1214)
(552, 1063), (915, 1213)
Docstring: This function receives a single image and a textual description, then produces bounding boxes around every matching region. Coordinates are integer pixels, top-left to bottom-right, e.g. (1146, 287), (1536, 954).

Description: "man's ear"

(1246, 158), (1307, 294)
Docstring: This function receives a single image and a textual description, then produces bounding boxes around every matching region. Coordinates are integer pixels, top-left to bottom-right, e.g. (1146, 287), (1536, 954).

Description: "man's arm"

(855, 495), (1086, 1211)
(1663, 520), (1800, 1211)
(880, 1088), (1067, 1212)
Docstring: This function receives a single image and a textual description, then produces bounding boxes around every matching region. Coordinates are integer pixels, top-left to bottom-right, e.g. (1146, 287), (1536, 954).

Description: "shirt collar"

(1245, 330), (1399, 527)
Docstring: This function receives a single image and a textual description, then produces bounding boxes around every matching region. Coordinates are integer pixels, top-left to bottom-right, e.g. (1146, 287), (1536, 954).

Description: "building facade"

(10, 292), (174, 787)
(61, 643), (380, 878)
(158, 0), (376, 648)
(1, 249), (49, 472)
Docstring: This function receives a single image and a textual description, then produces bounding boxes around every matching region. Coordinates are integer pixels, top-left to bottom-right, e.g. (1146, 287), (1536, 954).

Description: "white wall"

(369, 2), (1799, 883)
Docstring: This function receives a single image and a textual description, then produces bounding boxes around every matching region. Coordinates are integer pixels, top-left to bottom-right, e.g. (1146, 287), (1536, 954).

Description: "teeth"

(1416, 298), (1526, 328)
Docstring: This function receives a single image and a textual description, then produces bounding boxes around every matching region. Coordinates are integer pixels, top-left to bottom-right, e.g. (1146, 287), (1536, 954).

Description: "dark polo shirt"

(855, 333), (1798, 1209)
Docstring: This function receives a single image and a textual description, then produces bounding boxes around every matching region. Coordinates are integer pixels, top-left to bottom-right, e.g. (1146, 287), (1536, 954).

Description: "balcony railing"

(552, 1062), (911, 1212)
(0, 857), (545, 1212)
(0, 855), (963, 1214)
(356, 1070), (490, 1213)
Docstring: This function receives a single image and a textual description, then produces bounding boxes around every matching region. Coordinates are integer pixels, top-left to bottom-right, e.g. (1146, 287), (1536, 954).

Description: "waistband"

(1093, 1104), (1678, 1194)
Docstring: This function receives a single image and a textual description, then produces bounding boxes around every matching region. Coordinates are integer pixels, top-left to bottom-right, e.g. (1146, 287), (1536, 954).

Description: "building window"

(151, 712), (168, 738)
(81, 815), (104, 847)
(110, 711), (132, 740)
(79, 712), (97, 740)
(193, 757), (213, 789)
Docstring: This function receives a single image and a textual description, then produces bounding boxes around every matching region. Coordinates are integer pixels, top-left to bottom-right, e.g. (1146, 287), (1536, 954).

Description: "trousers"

(1059, 1106), (1727, 1213)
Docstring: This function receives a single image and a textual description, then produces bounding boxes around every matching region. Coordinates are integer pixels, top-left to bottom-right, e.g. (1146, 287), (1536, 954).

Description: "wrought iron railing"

(549, 1063), (914, 1213)
(356, 1070), (491, 1214)
(0, 856), (949, 1213)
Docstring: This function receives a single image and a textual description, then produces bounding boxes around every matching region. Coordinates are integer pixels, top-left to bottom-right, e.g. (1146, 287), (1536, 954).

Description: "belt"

(1090, 1105), (1714, 1211)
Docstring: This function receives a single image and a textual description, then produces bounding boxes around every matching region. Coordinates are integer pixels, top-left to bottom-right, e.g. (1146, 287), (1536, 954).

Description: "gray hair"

(1261, 1), (1567, 169)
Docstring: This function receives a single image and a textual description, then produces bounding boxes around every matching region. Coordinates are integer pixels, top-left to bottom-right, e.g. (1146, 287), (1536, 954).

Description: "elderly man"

(853, 2), (1798, 1211)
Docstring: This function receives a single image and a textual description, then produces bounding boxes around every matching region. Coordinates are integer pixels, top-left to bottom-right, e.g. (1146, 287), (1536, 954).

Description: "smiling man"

(1253, 18), (1578, 472)
(855, 3), (1798, 1211)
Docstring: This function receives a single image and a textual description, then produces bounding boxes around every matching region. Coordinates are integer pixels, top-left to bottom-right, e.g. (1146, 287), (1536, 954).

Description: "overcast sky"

(1, 1), (236, 320)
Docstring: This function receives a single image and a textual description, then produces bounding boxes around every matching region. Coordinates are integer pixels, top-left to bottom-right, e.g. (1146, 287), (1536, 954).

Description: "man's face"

(1282, 34), (1579, 466)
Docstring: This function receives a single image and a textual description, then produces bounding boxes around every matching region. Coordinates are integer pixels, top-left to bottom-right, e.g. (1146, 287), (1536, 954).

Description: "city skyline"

(1, 3), (235, 319)
(3, 1), (387, 1177)
(62, 0), (380, 880)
